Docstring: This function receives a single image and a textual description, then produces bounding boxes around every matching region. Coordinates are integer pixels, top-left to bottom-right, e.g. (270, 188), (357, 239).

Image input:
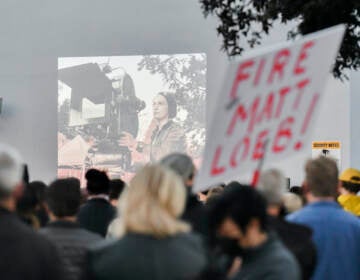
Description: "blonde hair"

(118, 164), (190, 238)
(283, 193), (303, 213)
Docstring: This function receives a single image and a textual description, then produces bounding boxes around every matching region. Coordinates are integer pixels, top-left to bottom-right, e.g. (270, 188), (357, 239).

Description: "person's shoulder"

(168, 119), (181, 127)
(286, 206), (314, 222)
(40, 222), (102, 240)
(270, 217), (313, 239)
(238, 238), (300, 280)
(78, 201), (91, 213)
(89, 235), (141, 270)
(89, 238), (117, 253)
(169, 232), (207, 270)
(336, 208), (360, 227)
(20, 226), (59, 256)
(0, 212), (31, 233)
(286, 209), (304, 222)
(87, 238), (120, 277)
(174, 231), (203, 245)
(93, 199), (115, 210)
(88, 238), (119, 264)
(169, 232), (206, 257)
(106, 202), (116, 212)
(38, 226), (52, 236)
(168, 121), (185, 133)
(317, 202), (360, 227)
(80, 199), (115, 212)
(265, 259), (300, 280)
(269, 238), (301, 273)
(76, 227), (103, 242)
(10, 218), (47, 244)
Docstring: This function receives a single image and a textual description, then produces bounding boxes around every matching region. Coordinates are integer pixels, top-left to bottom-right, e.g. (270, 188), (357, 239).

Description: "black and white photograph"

(57, 53), (207, 182)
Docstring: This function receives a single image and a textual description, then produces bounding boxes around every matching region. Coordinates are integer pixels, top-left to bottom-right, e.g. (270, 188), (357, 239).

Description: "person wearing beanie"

(338, 168), (360, 216)
(77, 169), (116, 237)
(258, 169), (317, 280)
(119, 92), (186, 163)
(160, 153), (208, 237)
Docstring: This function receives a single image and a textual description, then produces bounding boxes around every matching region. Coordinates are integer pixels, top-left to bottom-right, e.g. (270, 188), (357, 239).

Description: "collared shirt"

(287, 201), (360, 280)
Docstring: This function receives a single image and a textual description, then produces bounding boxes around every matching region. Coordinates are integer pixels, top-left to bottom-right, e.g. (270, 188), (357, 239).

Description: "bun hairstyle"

(85, 169), (110, 195)
(158, 92), (177, 119)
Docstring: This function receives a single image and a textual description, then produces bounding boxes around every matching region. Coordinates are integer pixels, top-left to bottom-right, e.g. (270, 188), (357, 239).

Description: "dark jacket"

(77, 198), (116, 237)
(0, 207), (64, 280)
(234, 233), (301, 280)
(89, 232), (207, 280)
(182, 192), (208, 237)
(39, 220), (102, 280)
(269, 216), (317, 280)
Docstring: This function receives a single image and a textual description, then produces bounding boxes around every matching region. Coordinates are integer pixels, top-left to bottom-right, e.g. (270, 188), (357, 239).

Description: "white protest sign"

(195, 25), (345, 192)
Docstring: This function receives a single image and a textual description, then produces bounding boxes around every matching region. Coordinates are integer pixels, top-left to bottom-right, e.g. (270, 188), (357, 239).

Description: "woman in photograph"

(119, 92), (187, 163)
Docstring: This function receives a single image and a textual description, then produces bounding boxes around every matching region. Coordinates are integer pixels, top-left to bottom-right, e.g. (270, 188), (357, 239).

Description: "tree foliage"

(200, 0), (360, 79)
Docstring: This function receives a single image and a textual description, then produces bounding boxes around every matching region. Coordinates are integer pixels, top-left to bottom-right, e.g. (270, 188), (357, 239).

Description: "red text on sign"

(229, 40), (315, 99)
(226, 79), (311, 136)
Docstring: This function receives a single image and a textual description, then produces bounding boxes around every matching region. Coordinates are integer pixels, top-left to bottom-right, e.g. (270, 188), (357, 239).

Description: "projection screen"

(58, 53), (206, 183)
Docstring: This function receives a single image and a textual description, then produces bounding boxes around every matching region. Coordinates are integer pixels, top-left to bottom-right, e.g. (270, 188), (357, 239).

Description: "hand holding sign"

(195, 25), (345, 192)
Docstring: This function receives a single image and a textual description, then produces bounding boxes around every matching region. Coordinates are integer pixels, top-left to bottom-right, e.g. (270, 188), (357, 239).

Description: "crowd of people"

(1, 143), (360, 280)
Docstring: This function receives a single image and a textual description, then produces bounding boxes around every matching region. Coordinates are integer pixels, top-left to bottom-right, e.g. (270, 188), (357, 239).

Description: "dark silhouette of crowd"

(1, 143), (360, 280)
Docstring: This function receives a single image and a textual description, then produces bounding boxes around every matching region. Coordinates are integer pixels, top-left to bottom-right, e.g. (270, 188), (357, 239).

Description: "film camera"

(58, 62), (145, 172)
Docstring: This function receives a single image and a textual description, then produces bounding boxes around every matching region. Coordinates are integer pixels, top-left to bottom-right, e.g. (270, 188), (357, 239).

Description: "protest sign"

(194, 25), (345, 192)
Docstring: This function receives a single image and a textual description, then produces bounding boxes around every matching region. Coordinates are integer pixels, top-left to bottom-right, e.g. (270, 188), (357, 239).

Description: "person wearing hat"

(258, 169), (317, 280)
(160, 153), (208, 237)
(338, 168), (360, 216)
(119, 92), (186, 163)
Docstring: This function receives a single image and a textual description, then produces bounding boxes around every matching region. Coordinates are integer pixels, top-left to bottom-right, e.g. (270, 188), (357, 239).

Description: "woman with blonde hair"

(89, 164), (206, 280)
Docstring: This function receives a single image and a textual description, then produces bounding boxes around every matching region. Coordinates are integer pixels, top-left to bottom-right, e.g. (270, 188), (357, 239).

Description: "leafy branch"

(200, 0), (360, 79)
